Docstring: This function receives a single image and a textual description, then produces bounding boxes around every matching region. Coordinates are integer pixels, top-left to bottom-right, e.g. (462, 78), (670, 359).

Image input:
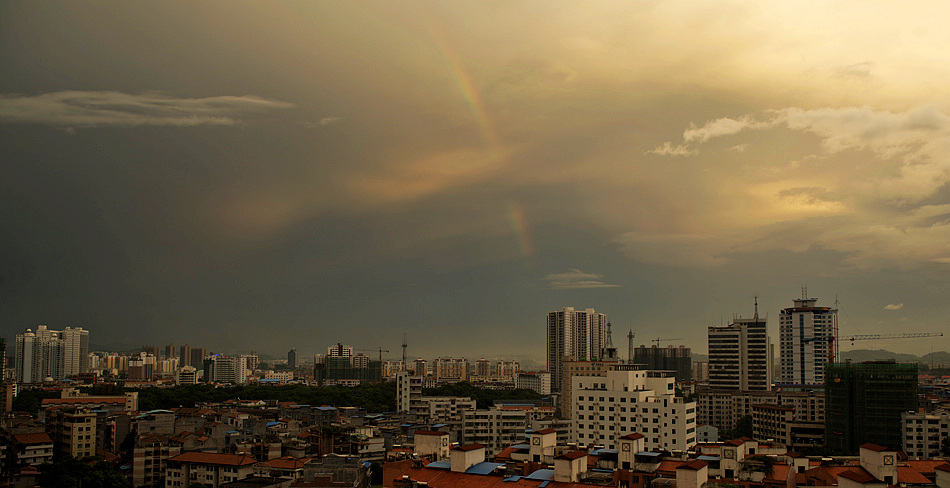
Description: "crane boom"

(848, 332), (943, 344)
(652, 337), (684, 347)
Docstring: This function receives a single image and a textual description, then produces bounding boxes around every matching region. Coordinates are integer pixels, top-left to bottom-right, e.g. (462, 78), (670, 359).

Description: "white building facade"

(547, 307), (607, 392)
(708, 310), (771, 391)
(902, 408), (949, 460)
(572, 366), (696, 452)
(779, 295), (837, 386)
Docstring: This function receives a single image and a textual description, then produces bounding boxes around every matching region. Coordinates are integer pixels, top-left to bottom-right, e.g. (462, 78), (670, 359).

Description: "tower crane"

(803, 331), (944, 363)
(846, 332), (943, 345)
(652, 337), (684, 347)
(355, 347), (390, 382)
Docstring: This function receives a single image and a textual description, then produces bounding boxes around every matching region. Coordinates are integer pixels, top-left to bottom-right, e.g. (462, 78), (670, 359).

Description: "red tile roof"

(859, 443), (892, 452)
(260, 456), (311, 469)
(677, 460), (708, 471)
(896, 466), (932, 484)
(620, 433), (645, 440)
(452, 444), (485, 452)
(838, 470), (879, 484)
(168, 452), (256, 466)
(555, 451), (587, 460)
(42, 397), (126, 405)
(12, 433), (52, 445)
(533, 429), (558, 435)
(935, 463), (950, 473)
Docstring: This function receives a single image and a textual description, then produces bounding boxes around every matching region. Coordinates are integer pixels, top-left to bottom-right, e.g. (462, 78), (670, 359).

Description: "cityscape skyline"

(3, 2), (950, 360)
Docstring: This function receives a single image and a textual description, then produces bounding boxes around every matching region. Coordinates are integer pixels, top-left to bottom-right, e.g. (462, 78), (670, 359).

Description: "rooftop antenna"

(802, 285), (807, 299)
(627, 329), (635, 364)
(605, 322), (614, 349)
(402, 333), (408, 371)
(754, 296), (759, 321)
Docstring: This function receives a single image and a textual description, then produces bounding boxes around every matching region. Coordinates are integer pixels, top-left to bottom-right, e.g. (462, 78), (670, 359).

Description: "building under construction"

(632, 345), (692, 382)
(825, 360), (918, 453)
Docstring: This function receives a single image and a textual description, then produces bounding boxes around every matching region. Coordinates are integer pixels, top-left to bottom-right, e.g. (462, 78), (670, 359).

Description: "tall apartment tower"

(62, 327), (89, 376)
(707, 302), (771, 391)
(779, 293), (837, 386)
(546, 307), (607, 392)
(288, 348), (297, 369)
(15, 326), (89, 382)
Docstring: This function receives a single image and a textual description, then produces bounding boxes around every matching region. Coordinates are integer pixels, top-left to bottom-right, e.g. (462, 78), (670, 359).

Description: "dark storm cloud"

(0, 91), (293, 127)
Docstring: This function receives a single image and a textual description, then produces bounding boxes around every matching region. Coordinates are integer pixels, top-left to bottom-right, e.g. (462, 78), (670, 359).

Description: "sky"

(2, 1), (949, 367)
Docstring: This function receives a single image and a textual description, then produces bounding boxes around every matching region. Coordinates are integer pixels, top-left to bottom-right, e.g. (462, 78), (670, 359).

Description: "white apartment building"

(779, 295), (837, 385)
(177, 366), (198, 385)
(396, 371), (422, 413)
(62, 327), (89, 376)
(495, 360), (520, 379)
(572, 366), (696, 451)
(210, 356), (247, 385)
(708, 306), (771, 391)
(418, 396), (477, 422)
(164, 452), (256, 488)
(697, 389), (825, 432)
(462, 407), (528, 456)
(547, 307), (607, 391)
(516, 371), (552, 395)
(434, 357), (469, 383)
(902, 409), (949, 459)
(15, 325), (88, 383)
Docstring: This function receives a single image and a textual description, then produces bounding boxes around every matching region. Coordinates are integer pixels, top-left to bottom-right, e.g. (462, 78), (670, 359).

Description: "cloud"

(543, 269), (620, 289)
(0, 91), (294, 128)
(319, 116), (342, 126)
(834, 61), (874, 79)
(646, 141), (695, 156)
(884, 303), (904, 310)
(683, 115), (770, 144)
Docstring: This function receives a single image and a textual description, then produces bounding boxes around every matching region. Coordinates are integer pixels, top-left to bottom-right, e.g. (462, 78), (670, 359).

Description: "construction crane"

(804, 331), (944, 362)
(652, 337), (683, 347)
(355, 347), (390, 382)
(847, 332), (944, 345)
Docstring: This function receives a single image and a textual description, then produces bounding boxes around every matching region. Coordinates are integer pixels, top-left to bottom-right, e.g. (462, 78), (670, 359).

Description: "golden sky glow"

(2, 1), (950, 358)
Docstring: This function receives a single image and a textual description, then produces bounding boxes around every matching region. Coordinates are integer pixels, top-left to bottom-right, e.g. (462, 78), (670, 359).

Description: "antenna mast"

(401, 333), (407, 371)
(627, 329), (635, 364)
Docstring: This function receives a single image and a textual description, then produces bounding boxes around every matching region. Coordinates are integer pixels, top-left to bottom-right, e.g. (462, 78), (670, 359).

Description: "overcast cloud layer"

(2, 1), (949, 363)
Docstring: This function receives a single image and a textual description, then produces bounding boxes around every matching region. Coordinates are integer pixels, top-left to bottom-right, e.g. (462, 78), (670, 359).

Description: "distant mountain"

(692, 353), (709, 362)
(837, 349), (950, 365)
(920, 351), (950, 363)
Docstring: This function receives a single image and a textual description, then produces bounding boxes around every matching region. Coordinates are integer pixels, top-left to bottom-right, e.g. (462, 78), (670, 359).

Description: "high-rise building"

(328, 343), (353, 358)
(825, 361), (917, 453)
(190, 348), (208, 369)
(707, 304), (771, 391)
(209, 355), (248, 385)
(179, 344), (192, 366)
(163, 343), (176, 360)
(474, 358), (491, 378)
(62, 327), (89, 376)
(434, 357), (469, 383)
(288, 348), (297, 369)
(633, 345), (693, 382)
(15, 326), (89, 382)
(779, 294), (837, 386)
(546, 307), (608, 392)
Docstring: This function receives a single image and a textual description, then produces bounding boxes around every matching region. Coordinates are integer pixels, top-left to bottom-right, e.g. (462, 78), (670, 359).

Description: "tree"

(942, 435), (950, 457)
(39, 457), (126, 488)
(726, 415), (754, 440)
